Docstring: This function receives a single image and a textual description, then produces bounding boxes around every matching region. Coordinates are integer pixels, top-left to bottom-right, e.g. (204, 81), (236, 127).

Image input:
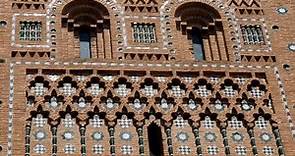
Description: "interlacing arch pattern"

(26, 74), (274, 118)
(160, 0), (241, 61)
(23, 72), (285, 155)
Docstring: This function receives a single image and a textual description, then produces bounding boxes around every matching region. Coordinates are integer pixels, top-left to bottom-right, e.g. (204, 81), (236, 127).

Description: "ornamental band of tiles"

(0, 0), (295, 155)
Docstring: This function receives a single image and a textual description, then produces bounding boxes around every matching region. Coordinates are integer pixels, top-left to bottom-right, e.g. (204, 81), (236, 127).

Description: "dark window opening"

(148, 123), (164, 156)
(79, 28), (91, 58)
(191, 28), (205, 60)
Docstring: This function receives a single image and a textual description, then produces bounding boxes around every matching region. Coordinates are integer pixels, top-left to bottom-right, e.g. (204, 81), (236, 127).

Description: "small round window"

(0, 21), (7, 28)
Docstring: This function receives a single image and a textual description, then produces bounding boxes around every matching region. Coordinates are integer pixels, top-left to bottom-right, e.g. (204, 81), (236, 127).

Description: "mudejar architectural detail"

(0, 0), (295, 155)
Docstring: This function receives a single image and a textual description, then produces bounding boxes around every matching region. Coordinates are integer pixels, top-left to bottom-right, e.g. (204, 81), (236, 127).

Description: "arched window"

(191, 28), (204, 60)
(79, 27), (91, 58)
(175, 2), (228, 61)
(61, 0), (111, 59)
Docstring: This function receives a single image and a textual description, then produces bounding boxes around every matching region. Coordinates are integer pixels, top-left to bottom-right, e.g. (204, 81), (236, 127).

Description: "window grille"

(19, 21), (42, 41)
(132, 23), (156, 43)
(241, 25), (264, 44)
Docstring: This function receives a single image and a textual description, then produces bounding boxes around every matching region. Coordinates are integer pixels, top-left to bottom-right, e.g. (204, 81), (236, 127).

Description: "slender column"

(165, 126), (173, 156)
(220, 123), (230, 155)
(51, 126), (57, 156)
(109, 127), (115, 156)
(192, 125), (202, 155)
(273, 127), (285, 156)
(247, 123), (258, 156)
(80, 126), (86, 156)
(25, 123), (31, 156)
(137, 126), (145, 156)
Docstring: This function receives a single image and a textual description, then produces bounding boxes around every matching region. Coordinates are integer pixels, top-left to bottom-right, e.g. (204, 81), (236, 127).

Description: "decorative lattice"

(130, 76), (140, 82)
(32, 114), (47, 128)
(31, 83), (47, 96)
(121, 145), (133, 155)
(92, 144), (104, 154)
(64, 144), (76, 154)
(182, 77), (193, 83)
(241, 25), (264, 44)
(207, 146), (219, 155)
(255, 116), (268, 129)
(196, 85), (210, 97)
(132, 23), (156, 43)
(235, 77), (248, 84)
(90, 115), (104, 128)
(178, 146), (191, 155)
(228, 116), (243, 129)
(116, 84), (131, 97)
(174, 116), (188, 128)
(87, 84), (103, 96)
(250, 86), (264, 98)
(170, 85), (185, 97)
(209, 76), (220, 84)
(33, 144), (46, 154)
(59, 83), (76, 96)
(202, 116), (215, 129)
(263, 146), (273, 155)
(118, 115), (132, 128)
(142, 85), (157, 96)
(19, 21), (42, 41)
(235, 146), (247, 155)
(62, 114), (75, 128)
(223, 86), (236, 97)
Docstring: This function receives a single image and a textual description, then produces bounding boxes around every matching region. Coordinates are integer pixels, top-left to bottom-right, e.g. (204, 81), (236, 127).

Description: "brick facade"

(1, 0), (295, 155)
